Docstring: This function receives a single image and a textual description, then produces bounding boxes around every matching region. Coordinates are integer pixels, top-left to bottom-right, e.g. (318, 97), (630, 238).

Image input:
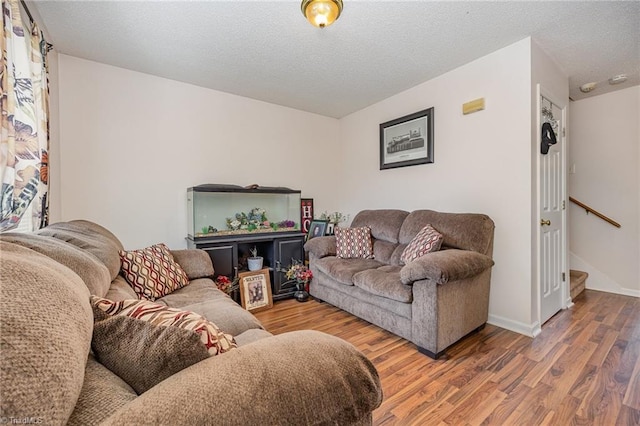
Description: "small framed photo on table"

(307, 220), (328, 241)
(238, 269), (273, 313)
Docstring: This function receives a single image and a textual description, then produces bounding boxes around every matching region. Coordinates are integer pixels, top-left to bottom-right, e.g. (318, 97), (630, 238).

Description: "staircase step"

(570, 269), (588, 299)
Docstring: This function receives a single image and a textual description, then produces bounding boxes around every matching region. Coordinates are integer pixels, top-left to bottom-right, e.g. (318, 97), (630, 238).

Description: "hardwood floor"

(254, 289), (640, 425)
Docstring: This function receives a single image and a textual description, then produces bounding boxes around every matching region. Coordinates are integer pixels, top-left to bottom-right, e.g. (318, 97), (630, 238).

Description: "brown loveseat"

(305, 209), (495, 359)
(0, 220), (382, 425)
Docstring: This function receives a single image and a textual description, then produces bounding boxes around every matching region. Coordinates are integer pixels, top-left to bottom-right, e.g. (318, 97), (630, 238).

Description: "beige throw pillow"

(92, 296), (237, 355)
(90, 296), (237, 393)
(92, 312), (210, 394)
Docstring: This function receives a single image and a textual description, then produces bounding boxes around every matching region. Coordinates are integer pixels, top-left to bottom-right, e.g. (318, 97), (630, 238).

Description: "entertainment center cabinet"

(186, 184), (305, 300)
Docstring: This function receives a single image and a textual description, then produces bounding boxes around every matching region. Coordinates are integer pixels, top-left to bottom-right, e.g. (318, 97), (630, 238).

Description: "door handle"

(540, 219), (551, 226)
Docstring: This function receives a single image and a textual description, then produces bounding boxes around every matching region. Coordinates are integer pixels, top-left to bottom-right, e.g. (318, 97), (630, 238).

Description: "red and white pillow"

(119, 243), (189, 301)
(401, 224), (443, 264)
(91, 296), (237, 355)
(335, 226), (374, 259)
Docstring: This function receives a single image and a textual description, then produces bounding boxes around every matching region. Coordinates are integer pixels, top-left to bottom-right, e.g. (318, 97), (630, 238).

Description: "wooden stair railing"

(569, 197), (621, 228)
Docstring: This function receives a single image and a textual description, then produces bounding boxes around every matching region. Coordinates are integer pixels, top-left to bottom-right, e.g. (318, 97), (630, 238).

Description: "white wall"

(338, 38), (535, 331)
(568, 86), (640, 296)
(56, 55), (340, 249)
(53, 38), (578, 333)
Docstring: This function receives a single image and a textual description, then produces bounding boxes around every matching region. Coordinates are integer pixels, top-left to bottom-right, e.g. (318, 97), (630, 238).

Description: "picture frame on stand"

(238, 269), (273, 313)
(307, 220), (328, 241)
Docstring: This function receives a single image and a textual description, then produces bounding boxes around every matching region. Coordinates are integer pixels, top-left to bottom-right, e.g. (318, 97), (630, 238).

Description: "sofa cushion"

(170, 249), (215, 280)
(0, 242), (93, 425)
(400, 224), (443, 264)
(168, 279), (265, 336)
(353, 266), (413, 303)
(0, 232), (111, 297)
(105, 275), (140, 301)
(119, 243), (190, 301)
(372, 239), (398, 264)
(312, 268), (413, 320)
(91, 309), (211, 394)
(37, 221), (123, 281)
(399, 210), (495, 255)
(314, 256), (384, 285)
(67, 355), (137, 425)
(335, 226), (374, 259)
(234, 328), (274, 347)
(158, 277), (225, 306)
(351, 209), (409, 243)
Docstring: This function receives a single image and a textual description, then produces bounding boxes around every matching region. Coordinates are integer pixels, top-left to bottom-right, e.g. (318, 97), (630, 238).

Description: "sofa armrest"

(304, 236), (337, 258)
(170, 249), (214, 280)
(400, 249), (494, 285)
(101, 330), (382, 425)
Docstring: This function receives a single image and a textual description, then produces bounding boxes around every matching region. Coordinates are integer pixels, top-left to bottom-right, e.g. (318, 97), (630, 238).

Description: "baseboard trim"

(488, 314), (541, 337)
(589, 286), (640, 298)
(570, 252), (639, 298)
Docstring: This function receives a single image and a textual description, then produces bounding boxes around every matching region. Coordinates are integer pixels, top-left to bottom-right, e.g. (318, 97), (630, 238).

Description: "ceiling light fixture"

(579, 82), (597, 93)
(608, 74), (627, 85)
(301, 0), (343, 28)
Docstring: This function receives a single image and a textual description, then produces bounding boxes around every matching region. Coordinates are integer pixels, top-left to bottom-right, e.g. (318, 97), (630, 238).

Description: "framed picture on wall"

(380, 107), (434, 170)
(238, 269), (273, 313)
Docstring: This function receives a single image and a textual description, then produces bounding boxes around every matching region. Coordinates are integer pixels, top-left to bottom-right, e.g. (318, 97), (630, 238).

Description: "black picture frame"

(307, 220), (328, 241)
(380, 107), (434, 170)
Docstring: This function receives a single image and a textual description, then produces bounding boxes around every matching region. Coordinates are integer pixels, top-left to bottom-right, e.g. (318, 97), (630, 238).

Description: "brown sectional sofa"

(305, 209), (495, 359)
(0, 220), (382, 425)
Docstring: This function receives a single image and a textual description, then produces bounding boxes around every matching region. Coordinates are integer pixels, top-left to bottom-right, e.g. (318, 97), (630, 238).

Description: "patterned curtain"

(0, 0), (50, 232)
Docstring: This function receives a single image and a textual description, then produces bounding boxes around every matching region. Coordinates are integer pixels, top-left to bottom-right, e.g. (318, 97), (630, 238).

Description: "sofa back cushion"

(37, 220), (123, 281)
(399, 210), (495, 256)
(0, 233), (112, 297)
(106, 275), (140, 301)
(350, 210), (409, 244)
(372, 239), (398, 264)
(170, 249), (215, 279)
(0, 242), (93, 424)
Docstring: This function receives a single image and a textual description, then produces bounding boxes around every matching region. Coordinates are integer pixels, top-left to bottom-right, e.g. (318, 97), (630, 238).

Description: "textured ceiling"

(31, 1), (640, 118)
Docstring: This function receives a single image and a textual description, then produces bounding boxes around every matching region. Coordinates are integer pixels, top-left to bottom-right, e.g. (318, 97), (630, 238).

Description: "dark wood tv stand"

(187, 231), (305, 301)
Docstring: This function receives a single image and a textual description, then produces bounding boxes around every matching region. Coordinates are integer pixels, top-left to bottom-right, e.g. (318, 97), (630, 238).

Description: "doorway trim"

(534, 84), (570, 333)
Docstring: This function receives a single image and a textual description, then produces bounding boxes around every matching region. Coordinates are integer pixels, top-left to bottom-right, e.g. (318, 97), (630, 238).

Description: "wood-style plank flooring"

(255, 290), (640, 425)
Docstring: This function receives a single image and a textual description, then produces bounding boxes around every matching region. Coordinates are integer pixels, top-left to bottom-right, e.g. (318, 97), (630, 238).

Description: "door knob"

(540, 219), (551, 226)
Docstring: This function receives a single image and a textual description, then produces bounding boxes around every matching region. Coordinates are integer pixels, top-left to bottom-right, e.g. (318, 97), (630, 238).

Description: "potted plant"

(278, 260), (313, 302)
(319, 211), (350, 235)
(247, 246), (263, 271)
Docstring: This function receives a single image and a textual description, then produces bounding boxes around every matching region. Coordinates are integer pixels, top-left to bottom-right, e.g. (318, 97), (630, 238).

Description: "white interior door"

(539, 91), (566, 325)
